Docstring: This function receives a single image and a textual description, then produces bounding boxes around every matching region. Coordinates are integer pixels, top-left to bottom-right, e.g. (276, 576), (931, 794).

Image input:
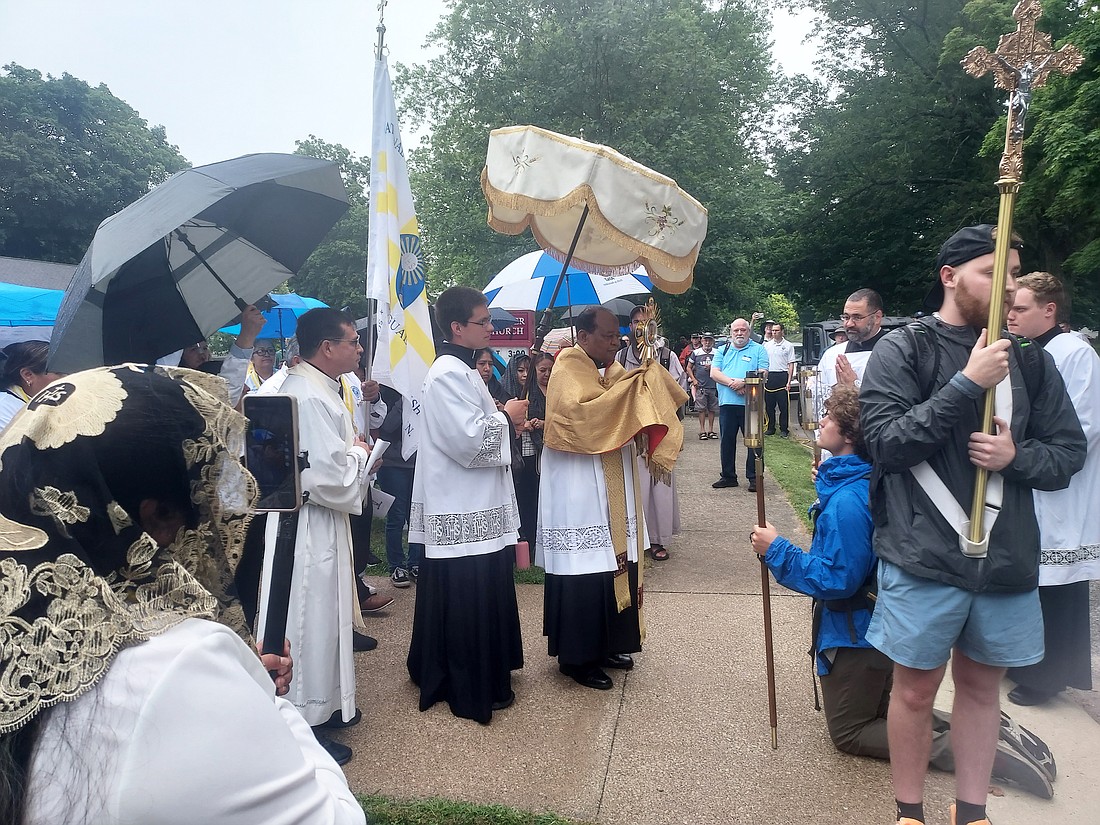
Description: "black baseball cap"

(924, 224), (1024, 310)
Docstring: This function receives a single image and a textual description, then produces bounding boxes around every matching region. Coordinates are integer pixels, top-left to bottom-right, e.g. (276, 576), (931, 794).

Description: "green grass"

(761, 432), (817, 531)
(360, 795), (588, 824)
(362, 517), (546, 585)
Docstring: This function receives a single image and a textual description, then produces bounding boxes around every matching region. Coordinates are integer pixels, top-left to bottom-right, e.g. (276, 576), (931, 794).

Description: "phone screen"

(243, 395), (301, 512)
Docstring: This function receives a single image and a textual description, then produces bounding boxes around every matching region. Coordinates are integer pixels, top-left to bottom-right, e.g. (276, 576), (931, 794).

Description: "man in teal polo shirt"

(710, 317), (769, 491)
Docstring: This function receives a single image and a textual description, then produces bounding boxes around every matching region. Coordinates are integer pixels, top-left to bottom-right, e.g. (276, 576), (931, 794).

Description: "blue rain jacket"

(763, 453), (874, 675)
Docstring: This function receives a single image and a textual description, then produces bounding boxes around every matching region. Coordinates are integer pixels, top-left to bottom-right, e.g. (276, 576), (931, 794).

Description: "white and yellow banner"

(367, 55), (434, 459)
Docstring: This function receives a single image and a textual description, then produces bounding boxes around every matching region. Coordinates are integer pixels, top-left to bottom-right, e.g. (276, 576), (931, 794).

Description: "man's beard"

(954, 273), (1003, 328)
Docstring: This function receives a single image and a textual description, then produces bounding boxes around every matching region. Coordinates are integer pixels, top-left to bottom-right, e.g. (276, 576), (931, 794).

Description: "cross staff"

(959, 0), (1082, 544)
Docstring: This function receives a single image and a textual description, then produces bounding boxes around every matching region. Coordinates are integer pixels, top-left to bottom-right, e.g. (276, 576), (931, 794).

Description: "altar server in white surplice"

(407, 286), (527, 725)
(256, 308), (373, 766)
(1006, 272), (1100, 705)
(537, 307), (687, 691)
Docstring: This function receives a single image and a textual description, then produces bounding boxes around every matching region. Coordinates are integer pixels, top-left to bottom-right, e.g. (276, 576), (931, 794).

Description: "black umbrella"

(49, 153), (349, 371)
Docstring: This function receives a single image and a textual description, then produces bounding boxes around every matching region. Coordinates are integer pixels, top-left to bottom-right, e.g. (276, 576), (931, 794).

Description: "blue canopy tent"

(0, 283), (64, 347)
(0, 283), (64, 326)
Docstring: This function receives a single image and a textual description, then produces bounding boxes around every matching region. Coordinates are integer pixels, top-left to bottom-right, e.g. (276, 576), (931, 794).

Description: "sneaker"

(780, 431), (790, 438)
(999, 710), (1056, 780)
(410, 565), (420, 581)
(990, 738), (1054, 799)
(391, 567), (411, 588)
(764, 429), (776, 436)
(361, 593), (394, 613)
(747, 480), (757, 493)
(712, 477), (738, 488)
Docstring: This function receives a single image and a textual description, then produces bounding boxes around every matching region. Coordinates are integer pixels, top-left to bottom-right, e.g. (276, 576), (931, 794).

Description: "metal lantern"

(799, 366), (819, 432)
(743, 372), (764, 449)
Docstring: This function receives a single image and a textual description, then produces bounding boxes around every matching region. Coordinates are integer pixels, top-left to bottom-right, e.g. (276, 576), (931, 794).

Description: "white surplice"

(27, 620), (365, 825)
(1036, 332), (1100, 585)
(536, 443), (649, 576)
(256, 360), (371, 726)
(410, 354), (520, 558)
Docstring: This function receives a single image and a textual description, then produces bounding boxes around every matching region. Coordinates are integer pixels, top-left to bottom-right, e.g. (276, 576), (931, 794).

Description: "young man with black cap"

(859, 225), (1086, 825)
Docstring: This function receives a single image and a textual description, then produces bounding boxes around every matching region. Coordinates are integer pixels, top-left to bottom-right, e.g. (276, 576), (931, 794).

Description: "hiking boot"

(990, 739), (1054, 798)
(391, 567), (411, 588)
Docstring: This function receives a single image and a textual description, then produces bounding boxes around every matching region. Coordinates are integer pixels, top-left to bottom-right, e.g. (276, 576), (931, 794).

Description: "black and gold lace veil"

(0, 365), (257, 735)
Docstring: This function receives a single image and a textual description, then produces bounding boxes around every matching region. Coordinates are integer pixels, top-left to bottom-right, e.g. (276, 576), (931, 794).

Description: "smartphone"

(243, 395), (302, 512)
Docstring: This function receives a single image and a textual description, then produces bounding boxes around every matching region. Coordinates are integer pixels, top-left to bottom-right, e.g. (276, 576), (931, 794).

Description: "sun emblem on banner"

(397, 234), (426, 308)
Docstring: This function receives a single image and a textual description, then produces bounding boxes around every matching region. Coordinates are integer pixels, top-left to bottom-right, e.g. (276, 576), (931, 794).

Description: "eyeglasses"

(253, 348), (275, 356)
(465, 317), (494, 328)
(840, 312), (879, 323)
(324, 338), (361, 346)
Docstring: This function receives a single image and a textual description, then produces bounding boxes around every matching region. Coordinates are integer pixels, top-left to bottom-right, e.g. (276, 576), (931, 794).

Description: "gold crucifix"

(961, 0), (1083, 180)
(957, 0), (1082, 546)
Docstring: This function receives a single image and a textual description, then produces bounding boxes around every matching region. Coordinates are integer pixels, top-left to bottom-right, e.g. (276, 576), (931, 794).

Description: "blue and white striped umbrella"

(483, 251), (652, 311)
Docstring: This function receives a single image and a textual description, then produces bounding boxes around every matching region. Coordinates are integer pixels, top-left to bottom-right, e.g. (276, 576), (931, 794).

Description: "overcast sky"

(1, 0), (817, 167)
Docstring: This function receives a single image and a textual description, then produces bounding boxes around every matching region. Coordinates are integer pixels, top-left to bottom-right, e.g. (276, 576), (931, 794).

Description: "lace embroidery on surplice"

(470, 418), (504, 467)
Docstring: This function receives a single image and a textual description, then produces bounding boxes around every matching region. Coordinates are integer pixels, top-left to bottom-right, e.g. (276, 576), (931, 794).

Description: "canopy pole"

(533, 204), (588, 352)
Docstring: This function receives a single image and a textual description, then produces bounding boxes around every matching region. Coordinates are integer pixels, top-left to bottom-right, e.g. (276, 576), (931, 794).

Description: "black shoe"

(363, 552), (382, 566)
(712, 477), (738, 489)
(764, 429), (776, 436)
(390, 567), (411, 588)
(780, 431), (790, 438)
(560, 663), (613, 690)
(747, 480), (757, 492)
(1008, 685), (1059, 707)
(353, 631), (378, 652)
(314, 733), (352, 766)
(410, 564), (419, 581)
(492, 690), (516, 711)
(602, 653), (635, 670)
(318, 708), (362, 729)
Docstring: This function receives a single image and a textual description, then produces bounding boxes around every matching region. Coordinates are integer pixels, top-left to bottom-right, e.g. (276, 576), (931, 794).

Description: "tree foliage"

(1006, 2), (1100, 324)
(770, 0), (1012, 319)
(396, 0), (784, 338)
(292, 136), (372, 318)
(0, 64), (188, 263)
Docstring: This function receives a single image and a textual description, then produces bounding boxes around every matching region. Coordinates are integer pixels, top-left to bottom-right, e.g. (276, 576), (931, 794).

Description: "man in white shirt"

(763, 321), (796, 437)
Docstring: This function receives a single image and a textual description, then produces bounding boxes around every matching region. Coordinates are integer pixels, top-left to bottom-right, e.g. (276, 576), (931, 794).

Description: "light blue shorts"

(865, 560), (1044, 671)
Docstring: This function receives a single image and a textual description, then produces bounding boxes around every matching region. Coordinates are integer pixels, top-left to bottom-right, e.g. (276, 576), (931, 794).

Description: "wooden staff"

(960, 0), (1082, 543)
(744, 370), (778, 749)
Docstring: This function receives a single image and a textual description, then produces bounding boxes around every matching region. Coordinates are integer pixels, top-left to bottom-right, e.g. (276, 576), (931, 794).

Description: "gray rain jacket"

(860, 317), (1085, 593)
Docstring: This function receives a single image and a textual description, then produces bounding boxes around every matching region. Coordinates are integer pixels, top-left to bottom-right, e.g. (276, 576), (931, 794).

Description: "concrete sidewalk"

(338, 431), (1099, 824)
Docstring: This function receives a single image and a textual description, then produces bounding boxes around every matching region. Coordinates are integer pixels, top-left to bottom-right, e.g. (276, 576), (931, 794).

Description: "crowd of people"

(1, 223), (1098, 825)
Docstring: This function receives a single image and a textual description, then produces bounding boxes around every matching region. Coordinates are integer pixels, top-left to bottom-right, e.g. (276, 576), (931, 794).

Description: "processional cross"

(958, 0), (1082, 546)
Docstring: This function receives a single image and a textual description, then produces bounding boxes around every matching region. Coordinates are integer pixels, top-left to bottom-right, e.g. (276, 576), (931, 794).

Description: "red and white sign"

(488, 309), (535, 347)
